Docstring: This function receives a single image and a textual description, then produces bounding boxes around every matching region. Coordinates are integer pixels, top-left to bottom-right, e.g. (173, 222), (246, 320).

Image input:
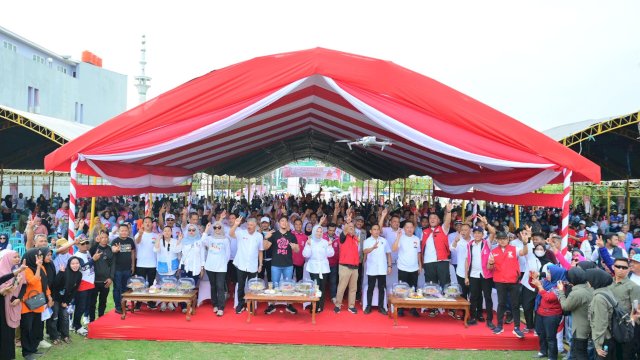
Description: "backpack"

(597, 292), (635, 343)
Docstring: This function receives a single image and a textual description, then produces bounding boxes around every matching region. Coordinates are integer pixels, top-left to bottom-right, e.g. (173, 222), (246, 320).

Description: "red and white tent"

(45, 48), (599, 243)
(45, 48), (599, 196)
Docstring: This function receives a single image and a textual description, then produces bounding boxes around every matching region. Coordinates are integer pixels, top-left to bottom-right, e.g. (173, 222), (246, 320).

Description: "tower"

(134, 35), (151, 104)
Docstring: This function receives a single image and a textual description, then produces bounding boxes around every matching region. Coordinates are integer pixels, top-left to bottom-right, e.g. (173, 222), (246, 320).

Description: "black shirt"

(268, 230), (298, 267)
(111, 237), (136, 272)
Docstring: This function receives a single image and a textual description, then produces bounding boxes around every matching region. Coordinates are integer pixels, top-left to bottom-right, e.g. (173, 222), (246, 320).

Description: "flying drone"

(335, 136), (393, 151)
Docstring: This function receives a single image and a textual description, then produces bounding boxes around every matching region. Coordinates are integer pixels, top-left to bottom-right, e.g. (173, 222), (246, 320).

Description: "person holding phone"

(530, 265), (567, 360)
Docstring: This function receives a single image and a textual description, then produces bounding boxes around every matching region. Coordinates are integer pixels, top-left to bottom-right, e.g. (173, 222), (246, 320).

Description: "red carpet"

(88, 300), (537, 350)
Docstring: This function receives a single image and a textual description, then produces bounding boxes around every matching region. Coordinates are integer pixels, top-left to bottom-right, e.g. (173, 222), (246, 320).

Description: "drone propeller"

(335, 140), (352, 143)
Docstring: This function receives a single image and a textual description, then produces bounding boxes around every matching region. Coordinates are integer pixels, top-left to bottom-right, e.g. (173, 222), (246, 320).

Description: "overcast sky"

(4, 1), (640, 131)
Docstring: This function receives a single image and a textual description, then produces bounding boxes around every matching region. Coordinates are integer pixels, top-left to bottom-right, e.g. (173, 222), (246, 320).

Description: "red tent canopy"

(45, 48), (599, 198)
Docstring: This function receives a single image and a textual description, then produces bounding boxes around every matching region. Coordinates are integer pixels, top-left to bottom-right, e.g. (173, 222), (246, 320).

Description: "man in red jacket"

(334, 212), (360, 314)
(488, 229), (529, 338)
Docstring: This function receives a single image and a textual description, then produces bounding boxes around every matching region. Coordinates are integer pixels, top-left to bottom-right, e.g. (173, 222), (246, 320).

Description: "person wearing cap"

(448, 219), (463, 272)
(159, 204), (182, 239)
(487, 227), (529, 338)
(449, 223), (470, 320)
(230, 217), (264, 314)
(465, 225), (495, 327)
(72, 236), (101, 335)
(52, 238), (72, 271)
(630, 253), (640, 286)
(259, 216), (273, 283)
(607, 256), (640, 359)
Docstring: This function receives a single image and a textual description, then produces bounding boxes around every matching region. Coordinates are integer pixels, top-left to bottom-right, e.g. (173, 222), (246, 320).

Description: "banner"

(9, 183), (17, 199)
(42, 183), (50, 199)
(282, 166), (342, 180)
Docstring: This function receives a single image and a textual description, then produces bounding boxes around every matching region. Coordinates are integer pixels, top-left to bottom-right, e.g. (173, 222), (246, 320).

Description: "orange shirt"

(21, 266), (51, 314)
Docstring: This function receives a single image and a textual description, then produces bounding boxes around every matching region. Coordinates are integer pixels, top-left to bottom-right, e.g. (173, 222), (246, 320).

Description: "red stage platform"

(88, 300), (537, 350)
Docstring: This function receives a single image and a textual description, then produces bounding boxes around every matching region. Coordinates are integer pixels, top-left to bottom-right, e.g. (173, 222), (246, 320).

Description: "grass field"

(20, 293), (536, 360)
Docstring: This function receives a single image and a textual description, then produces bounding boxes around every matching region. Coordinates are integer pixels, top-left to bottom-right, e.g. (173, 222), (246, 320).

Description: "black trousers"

(398, 270), (419, 290)
(309, 272), (328, 310)
(572, 337), (589, 360)
(424, 261), (450, 288)
(597, 338), (616, 360)
(236, 267), (257, 308)
(135, 267), (157, 308)
(0, 298), (15, 360)
(536, 314), (562, 360)
(294, 265), (304, 282)
(521, 286), (537, 330)
(456, 275), (469, 299)
(90, 281), (110, 321)
(495, 282), (520, 328)
(259, 259), (272, 282)
(356, 262), (363, 300)
(614, 340), (633, 360)
(468, 275), (493, 321)
(206, 270), (227, 310)
(20, 311), (42, 357)
(366, 275), (387, 310)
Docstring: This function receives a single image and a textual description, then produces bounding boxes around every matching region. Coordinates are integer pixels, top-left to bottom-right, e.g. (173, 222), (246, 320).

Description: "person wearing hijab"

(530, 264), (567, 360)
(577, 261), (597, 271)
(558, 267), (593, 360)
(0, 235), (10, 251)
(202, 221), (230, 316)
(586, 268), (616, 359)
(302, 224), (334, 313)
(49, 256), (82, 345)
(18, 248), (52, 360)
(0, 250), (26, 360)
(179, 223), (205, 314)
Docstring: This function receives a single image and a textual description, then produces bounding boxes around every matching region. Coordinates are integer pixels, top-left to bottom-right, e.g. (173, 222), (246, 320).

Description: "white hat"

(579, 220), (586, 225)
(260, 216), (270, 223)
(587, 225), (598, 233)
(165, 214), (175, 220)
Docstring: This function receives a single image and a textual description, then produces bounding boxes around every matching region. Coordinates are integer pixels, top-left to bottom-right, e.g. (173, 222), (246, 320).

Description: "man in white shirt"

(16, 193), (25, 211)
(134, 217), (159, 310)
(448, 220), (463, 271)
(230, 217), (264, 314)
(392, 221), (421, 317)
(363, 224), (392, 315)
(451, 223), (471, 297)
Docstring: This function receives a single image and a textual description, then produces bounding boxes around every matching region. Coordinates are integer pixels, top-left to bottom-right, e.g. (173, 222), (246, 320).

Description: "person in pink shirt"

(291, 219), (307, 281)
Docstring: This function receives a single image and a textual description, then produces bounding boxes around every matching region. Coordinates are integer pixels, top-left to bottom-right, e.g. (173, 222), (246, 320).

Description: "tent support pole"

(228, 175), (231, 199)
(375, 180), (379, 202)
(0, 164), (3, 199)
(461, 200), (466, 220)
(388, 180), (391, 203)
(50, 172), (55, 205)
(515, 205), (520, 229)
(560, 169), (572, 250)
(31, 174), (34, 198)
(626, 178), (631, 217)
(89, 177), (97, 231)
(607, 187), (611, 220)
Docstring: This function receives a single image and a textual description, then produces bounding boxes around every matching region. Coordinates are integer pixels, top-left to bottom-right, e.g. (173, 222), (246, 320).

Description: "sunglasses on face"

(188, 229), (196, 232)
(571, 258), (579, 262)
(0, 237), (6, 240)
(213, 226), (222, 230)
(614, 265), (629, 270)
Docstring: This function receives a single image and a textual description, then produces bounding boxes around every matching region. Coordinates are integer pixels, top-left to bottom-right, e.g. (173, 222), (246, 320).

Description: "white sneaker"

(167, 303), (175, 311)
(76, 327), (88, 336)
(82, 315), (90, 326)
(216, 310), (224, 317)
(38, 340), (52, 349)
(182, 308), (188, 314)
(213, 306), (219, 312)
(160, 303), (167, 312)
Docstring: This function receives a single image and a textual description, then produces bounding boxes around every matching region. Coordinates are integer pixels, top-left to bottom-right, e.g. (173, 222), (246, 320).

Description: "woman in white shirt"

(153, 226), (182, 311)
(363, 224), (392, 315)
(202, 222), (231, 316)
(302, 224), (334, 313)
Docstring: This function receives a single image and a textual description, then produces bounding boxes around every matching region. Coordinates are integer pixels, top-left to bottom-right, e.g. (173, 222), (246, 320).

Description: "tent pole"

(626, 178), (631, 221)
(403, 178), (406, 204)
(388, 180), (391, 203)
(375, 180), (379, 203)
(515, 205), (520, 229)
(607, 187), (611, 221)
(228, 175), (231, 200)
(560, 169), (572, 250)
(31, 173), (34, 198)
(0, 163), (3, 199)
(89, 177), (97, 231)
(50, 172), (55, 205)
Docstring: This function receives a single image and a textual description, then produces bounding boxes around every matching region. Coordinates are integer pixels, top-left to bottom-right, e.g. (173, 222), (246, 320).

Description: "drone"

(335, 136), (393, 151)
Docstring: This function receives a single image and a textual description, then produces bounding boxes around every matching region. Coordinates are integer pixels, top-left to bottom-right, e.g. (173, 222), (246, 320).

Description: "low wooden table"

(121, 289), (198, 321)
(388, 295), (470, 327)
(244, 293), (320, 324)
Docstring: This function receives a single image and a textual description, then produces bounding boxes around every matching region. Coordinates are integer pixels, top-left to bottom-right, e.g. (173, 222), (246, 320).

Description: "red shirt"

(338, 233), (359, 266)
(491, 245), (521, 283)
(534, 288), (563, 316)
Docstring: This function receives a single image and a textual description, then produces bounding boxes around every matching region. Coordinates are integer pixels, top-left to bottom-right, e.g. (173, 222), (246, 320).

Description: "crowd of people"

(0, 189), (639, 360)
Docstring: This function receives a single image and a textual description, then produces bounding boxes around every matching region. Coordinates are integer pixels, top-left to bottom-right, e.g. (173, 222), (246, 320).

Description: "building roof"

(0, 104), (92, 169)
(45, 48), (599, 198)
(543, 111), (640, 181)
(0, 25), (78, 66)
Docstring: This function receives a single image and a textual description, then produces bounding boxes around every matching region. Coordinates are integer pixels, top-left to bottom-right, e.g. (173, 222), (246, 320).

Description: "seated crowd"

(0, 190), (639, 360)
